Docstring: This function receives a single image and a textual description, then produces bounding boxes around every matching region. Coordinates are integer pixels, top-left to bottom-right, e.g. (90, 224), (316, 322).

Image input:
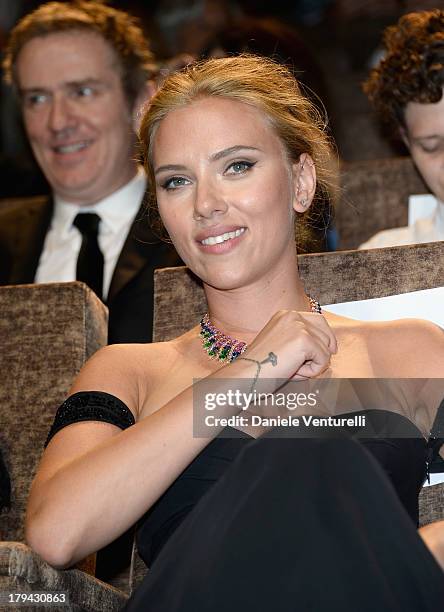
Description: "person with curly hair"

(360, 9), (444, 249)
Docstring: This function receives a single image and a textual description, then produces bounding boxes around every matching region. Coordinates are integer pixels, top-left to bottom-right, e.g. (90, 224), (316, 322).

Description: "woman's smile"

(152, 96), (301, 287)
(196, 225), (247, 253)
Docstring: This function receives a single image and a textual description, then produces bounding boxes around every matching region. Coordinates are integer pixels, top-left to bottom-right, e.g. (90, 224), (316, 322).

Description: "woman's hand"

(418, 520), (444, 572)
(242, 309), (337, 381)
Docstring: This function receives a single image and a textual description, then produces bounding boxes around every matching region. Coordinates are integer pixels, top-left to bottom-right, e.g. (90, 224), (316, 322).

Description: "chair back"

(337, 156), (428, 249)
(0, 282), (107, 541)
(153, 242), (444, 341)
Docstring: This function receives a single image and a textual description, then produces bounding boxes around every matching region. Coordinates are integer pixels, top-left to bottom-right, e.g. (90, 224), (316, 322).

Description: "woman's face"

(404, 93), (444, 202)
(152, 96), (313, 290)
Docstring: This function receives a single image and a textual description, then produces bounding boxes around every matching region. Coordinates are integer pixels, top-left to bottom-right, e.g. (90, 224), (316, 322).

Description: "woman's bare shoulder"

(387, 318), (444, 374)
(326, 312), (444, 376)
(327, 310), (442, 341)
(69, 340), (183, 418)
(370, 317), (443, 346)
(363, 317), (443, 376)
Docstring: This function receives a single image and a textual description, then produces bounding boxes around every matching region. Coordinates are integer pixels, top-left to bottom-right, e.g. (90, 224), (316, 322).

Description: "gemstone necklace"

(199, 297), (322, 363)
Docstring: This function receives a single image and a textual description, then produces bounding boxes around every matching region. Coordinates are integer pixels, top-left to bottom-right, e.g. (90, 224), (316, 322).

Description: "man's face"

(16, 30), (138, 205)
(404, 92), (444, 203)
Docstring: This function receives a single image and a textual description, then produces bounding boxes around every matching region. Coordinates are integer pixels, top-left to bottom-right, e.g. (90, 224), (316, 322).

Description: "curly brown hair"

(363, 9), (444, 134)
(3, 0), (157, 108)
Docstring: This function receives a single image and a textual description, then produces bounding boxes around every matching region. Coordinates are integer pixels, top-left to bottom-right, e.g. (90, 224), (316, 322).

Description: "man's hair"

(3, 0), (157, 107)
(363, 9), (444, 135)
(139, 54), (335, 253)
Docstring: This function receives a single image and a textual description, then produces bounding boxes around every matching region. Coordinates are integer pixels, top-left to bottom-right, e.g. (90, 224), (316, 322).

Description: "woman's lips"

(201, 227), (245, 245)
(197, 227), (247, 254)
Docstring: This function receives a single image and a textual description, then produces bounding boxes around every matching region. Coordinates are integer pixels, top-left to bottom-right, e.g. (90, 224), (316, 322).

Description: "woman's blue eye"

(161, 176), (189, 190)
(227, 161), (255, 174)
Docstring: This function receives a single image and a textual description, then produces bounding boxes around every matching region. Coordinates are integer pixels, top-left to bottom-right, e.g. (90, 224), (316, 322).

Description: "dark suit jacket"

(0, 195), (182, 344)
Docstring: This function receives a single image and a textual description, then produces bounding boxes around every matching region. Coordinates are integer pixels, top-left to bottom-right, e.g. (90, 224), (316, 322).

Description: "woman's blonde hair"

(139, 54), (334, 251)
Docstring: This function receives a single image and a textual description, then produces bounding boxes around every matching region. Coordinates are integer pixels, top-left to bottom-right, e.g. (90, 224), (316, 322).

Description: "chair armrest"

(0, 542), (127, 611)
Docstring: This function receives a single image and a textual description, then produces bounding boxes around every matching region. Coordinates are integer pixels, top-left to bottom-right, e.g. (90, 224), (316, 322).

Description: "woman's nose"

(193, 182), (228, 219)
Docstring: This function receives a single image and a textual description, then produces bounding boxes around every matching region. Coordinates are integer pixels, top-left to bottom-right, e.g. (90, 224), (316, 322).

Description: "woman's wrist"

(192, 352), (280, 422)
(219, 351), (281, 394)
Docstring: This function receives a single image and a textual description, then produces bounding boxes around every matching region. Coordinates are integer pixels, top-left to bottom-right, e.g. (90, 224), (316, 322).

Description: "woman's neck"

(203, 262), (311, 345)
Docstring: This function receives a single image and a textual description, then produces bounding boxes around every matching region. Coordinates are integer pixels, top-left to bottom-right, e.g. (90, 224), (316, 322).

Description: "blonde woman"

(26, 56), (444, 611)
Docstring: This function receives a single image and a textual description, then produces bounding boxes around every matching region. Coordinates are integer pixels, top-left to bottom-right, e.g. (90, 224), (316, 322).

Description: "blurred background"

(1, 0), (442, 200)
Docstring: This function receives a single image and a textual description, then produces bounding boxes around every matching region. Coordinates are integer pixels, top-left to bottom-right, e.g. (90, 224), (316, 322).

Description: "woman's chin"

(200, 269), (250, 292)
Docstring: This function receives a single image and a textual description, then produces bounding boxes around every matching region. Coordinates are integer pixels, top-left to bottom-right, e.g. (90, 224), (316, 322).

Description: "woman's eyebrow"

(154, 163), (186, 175)
(209, 145), (261, 161)
(154, 145), (262, 175)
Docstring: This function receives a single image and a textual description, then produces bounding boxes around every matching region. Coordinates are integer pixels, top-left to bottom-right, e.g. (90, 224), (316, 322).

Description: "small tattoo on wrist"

(237, 352), (278, 394)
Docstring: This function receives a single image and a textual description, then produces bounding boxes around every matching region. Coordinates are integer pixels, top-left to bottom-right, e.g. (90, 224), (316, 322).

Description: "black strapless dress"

(135, 410), (430, 569)
(47, 393), (444, 611)
(127, 411), (444, 612)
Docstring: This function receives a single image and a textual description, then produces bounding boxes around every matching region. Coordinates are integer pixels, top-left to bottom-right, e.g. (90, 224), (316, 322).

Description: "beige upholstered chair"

(152, 242), (444, 339)
(336, 156), (429, 250)
(0, 282), (128, 611)
(129, 241), (444, 589)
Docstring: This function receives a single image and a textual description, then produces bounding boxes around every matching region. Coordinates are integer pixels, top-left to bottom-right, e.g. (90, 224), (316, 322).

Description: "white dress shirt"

(35, 166), (147, 299)
(358, 196), (444, 249)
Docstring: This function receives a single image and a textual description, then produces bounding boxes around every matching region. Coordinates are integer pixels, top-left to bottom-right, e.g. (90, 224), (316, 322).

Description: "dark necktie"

(72, 213), (104, 300)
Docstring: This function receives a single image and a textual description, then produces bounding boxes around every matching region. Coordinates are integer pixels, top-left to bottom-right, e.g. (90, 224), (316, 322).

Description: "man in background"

(0, 1), (180, 343)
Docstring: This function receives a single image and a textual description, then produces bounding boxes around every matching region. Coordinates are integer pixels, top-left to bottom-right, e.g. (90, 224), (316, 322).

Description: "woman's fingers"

(243, 308), (337, 384)
(297, 312), (338, 355)
(292, 329), (332, 378)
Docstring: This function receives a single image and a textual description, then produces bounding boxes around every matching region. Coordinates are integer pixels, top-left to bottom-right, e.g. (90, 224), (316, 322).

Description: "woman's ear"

(292, 153), (317, 213)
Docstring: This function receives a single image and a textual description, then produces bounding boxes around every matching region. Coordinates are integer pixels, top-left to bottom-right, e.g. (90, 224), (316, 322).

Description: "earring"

(300, 198), (308, 208)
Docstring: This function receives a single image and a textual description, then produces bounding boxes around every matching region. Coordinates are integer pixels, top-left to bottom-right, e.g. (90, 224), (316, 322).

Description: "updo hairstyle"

(139, 54), (334, 252)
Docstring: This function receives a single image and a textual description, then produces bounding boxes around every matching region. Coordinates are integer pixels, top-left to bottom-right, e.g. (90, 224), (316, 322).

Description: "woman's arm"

(26, 343), (243, 568)
(407, 320), (444, 452)
(26, 311), (336, 568)
(418, 521), (444, 572)
(409, 321), (444, 570)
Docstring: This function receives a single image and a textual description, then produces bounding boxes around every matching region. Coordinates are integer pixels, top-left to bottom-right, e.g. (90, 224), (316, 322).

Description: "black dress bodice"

(46, 392), (444, 569)
(136, 410), (429, 567)
(136, 429), (254, 567)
